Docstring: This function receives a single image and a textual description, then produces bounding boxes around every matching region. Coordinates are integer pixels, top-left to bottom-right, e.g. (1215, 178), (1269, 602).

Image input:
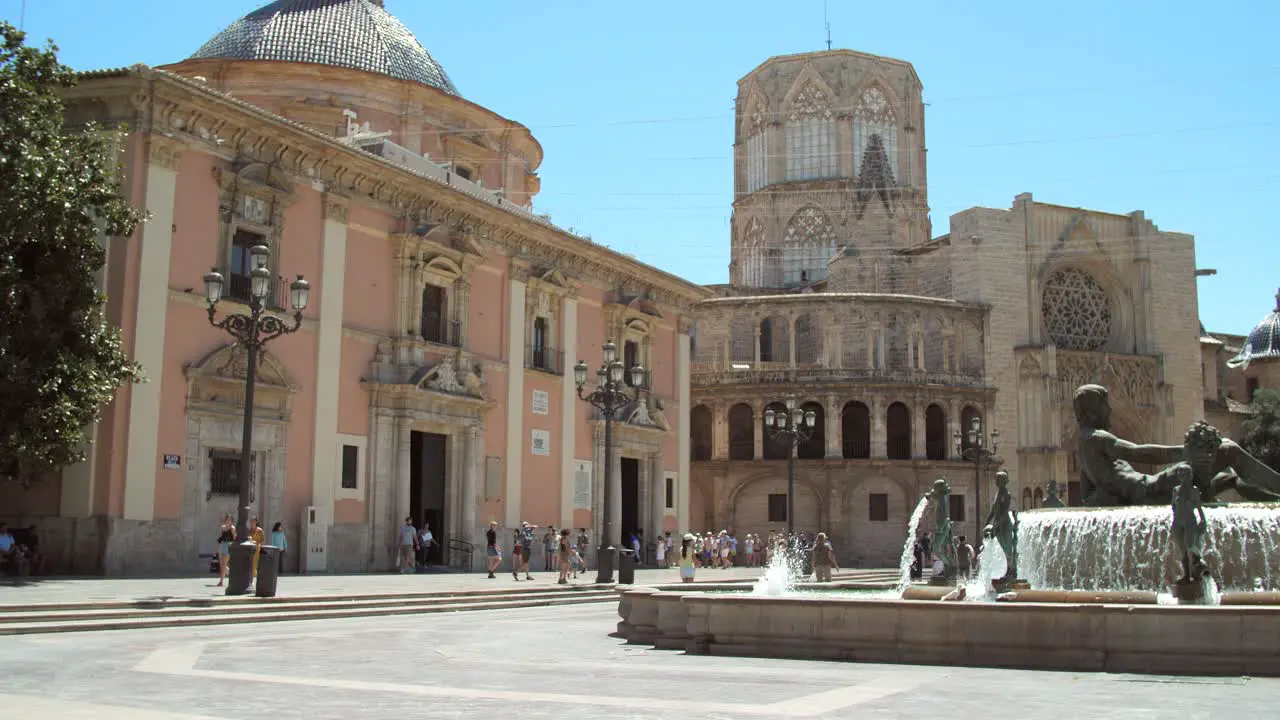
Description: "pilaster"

(122, 135), (183, 521)
(677, 322), (692, 533)
(504, 272), (527, 526)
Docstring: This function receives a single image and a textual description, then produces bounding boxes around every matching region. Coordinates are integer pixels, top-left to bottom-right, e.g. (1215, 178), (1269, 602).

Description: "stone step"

(0, 592), (618, 636)
(0, 588), (617, 625)
(0, 582), (614, 614)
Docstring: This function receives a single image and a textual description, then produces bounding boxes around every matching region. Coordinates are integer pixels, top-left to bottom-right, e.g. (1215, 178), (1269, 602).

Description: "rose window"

(1041, 268), (1113, 351)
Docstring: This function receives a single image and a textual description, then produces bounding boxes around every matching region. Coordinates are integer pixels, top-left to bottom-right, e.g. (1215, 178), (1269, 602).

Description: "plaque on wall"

(573, 460), (592, 509)
(531, 389), (549, 415)
(531, 429), (551, 456)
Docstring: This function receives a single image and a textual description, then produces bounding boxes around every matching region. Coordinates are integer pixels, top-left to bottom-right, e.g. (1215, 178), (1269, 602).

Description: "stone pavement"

(0, 566), (899, 607)
(0, 601), (1273, 719)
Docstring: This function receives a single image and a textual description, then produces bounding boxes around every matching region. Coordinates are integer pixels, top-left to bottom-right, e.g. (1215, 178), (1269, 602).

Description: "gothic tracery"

(853, 86), (899, 180)
(1041, 267), (1113, 351)
(782, 206), (837, 285)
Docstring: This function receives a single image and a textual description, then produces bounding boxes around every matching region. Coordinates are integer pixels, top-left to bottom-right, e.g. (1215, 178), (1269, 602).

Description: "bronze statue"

(1043, 479), (1065, 508)
(927, 478), (957, 582)
(1185, 420), (1280, 502)
(1171, 453), (1209, 586)
(1073, 384), (1280, 506)
(982, 471), (1020, 582)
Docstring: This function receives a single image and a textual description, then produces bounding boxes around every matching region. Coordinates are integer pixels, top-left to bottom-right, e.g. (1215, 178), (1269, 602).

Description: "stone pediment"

(611, 295), (664, 319)
(184, 343), (296, 421)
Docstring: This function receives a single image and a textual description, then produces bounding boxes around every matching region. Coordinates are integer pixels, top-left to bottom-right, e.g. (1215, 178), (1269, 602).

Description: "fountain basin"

(1021, 503), (1280, 591)
(618, 587), (1280, 676)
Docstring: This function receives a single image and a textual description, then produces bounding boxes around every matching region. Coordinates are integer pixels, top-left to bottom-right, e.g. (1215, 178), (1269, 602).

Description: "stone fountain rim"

(1022, 502), (1280, 514)
(625, 586), (1280, 613)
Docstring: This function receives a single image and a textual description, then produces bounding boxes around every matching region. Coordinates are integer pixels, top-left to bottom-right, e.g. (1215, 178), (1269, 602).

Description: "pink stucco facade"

(0, 47), (703, 575)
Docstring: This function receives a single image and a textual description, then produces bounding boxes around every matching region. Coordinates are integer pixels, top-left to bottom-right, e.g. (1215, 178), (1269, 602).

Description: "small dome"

(190, 0), (459, 96)
(1227, 289), (1280, 368)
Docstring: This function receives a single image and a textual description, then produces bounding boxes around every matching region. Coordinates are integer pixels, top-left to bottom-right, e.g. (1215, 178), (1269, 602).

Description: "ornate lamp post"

(203, 245), (309, 596)
(955, 414), (999, 537)
(763, 398), (816, 540)
(574, 341), (645, 584)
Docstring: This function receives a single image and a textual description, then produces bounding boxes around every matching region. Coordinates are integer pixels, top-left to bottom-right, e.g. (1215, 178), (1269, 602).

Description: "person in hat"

(513, 521), (536, 581)
(678, 533), (697, 583)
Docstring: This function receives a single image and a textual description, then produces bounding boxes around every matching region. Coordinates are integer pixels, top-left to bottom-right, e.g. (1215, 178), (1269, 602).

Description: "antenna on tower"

(823, 0), (832, 50)
(20, 0), (27, 30)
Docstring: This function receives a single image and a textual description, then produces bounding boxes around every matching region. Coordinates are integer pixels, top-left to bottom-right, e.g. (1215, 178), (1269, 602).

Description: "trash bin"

(255, 545), (281, 598)
(617, 548), (636, 585)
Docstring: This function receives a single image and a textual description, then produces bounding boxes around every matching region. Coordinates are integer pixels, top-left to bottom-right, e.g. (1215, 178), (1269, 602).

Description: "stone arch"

(762, 400), (791, 460)
(794, 313), (820, 364)
(760, 315), (790, 363)
(797, 401), (825, 459)
(886, 401), (911, 460)
(847, 473), (914, 566)
(1021, 487), (1033, 511)
(924, 403), (947, 460)
(841, 401), (871, 459)
(691, 404), (712, 461)
(1033, 488), (1044, 508)
(723, 469), (826, 534)
(730, 314), (755, 362)
(727, 403), (754, 460)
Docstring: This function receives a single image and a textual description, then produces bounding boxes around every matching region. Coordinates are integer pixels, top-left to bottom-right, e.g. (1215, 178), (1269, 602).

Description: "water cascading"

(1019, 504), (1280, 591)
(896, 497), (930, 592)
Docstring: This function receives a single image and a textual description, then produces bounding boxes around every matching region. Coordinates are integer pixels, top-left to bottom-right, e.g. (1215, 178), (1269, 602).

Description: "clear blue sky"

(5, 0), (1277, 334)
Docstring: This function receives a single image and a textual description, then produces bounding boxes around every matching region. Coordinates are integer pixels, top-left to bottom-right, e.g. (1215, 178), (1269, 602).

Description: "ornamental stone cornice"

(72, 67), (710, 311)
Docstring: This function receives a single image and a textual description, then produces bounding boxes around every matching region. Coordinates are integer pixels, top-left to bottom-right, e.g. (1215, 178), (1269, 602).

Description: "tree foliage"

(1241, 388), (1280, 474)
(0, 23), (142, 484)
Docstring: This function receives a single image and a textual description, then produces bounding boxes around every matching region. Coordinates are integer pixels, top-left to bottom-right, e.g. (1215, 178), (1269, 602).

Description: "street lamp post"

(955, 414), (999, 539)
(203, 245), (309, 596)
(574, 341), (645, 584)
(763, 398), (816, 540)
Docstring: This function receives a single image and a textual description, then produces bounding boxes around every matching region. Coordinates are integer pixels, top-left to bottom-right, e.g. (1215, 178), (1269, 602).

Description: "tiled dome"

(1227, 289), (1280, 368)
(190, 0), (459, 96)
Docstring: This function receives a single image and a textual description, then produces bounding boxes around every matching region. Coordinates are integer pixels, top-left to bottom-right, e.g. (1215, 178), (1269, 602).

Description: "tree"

(0, 23), (142, 485)
(1240, 388), (1280, 474)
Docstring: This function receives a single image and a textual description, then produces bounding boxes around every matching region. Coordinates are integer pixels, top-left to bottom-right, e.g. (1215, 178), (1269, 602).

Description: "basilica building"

(0, 0), (704, 575)
(687, 50), (1205, 565)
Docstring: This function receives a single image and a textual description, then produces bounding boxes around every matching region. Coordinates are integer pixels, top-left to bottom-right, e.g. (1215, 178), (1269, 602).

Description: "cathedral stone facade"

(689, 50), (1203, 566)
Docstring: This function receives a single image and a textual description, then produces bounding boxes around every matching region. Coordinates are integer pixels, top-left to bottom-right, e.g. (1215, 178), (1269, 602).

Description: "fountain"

(614, 383), (1280, 676)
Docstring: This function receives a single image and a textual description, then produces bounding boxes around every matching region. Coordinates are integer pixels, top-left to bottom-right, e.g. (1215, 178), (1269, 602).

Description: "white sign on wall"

(573, 460), (593, 509)
(531, 429), (551, 456)
(531, 389), (549, 415)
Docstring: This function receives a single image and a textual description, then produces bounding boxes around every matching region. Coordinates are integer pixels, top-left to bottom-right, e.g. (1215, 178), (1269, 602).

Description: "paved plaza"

(0, 566), (866, 607)
(1, 600), (1274, 719)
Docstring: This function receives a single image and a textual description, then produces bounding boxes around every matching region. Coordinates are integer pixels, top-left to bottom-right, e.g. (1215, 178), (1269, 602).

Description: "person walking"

(485, 521), (502, 578)
(810, 532), (839, 582)
(557, 529), (573, 584)
(215, 515), (235, 587)
(398, 517), (418, 574)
